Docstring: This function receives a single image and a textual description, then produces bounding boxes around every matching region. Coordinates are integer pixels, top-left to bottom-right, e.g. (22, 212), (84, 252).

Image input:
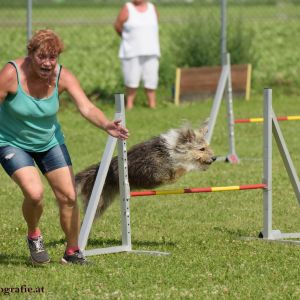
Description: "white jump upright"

(78, 94), (130, 255)
(261, 88), (300, 242)
(79, 94), (169, 256)
(206, 53), (239, 164)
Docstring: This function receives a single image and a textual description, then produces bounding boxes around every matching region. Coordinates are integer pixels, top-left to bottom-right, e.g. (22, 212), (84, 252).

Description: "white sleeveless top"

(119, 2), (160, 59)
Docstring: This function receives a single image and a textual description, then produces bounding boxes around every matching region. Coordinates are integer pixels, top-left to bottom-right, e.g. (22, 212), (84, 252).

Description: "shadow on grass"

(45, 237), (176, 248)
(213, 226), (248, 238)
(86, 238), (176, 248)
(0, 253), (29, 266)
(45, 238), (66, 248)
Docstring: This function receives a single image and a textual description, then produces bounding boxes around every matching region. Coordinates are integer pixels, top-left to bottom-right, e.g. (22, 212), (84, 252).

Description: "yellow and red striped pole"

(235, 116), (300, 124)
(130, 183), (266, 197)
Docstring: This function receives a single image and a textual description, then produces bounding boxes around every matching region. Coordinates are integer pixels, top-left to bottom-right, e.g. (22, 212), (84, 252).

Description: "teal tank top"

(0, 61), (65, 152)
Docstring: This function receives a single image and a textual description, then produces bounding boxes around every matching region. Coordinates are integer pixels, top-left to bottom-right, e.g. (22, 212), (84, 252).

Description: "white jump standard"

(260, 88), (300, 241)
(78, 94), (169, 256)
(206, 53), (239, 164)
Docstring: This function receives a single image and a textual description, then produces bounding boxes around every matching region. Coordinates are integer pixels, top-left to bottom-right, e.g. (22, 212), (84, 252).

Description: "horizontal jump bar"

(130, 183), (267, 197)
(235, 116), (300, 123)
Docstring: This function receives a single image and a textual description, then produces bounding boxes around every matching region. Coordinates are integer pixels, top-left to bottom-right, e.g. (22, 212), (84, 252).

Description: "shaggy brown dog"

(75, 124), (216, 218)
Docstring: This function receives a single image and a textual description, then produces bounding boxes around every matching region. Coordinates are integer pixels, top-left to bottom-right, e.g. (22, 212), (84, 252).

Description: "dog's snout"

(204, 156), (217, 165)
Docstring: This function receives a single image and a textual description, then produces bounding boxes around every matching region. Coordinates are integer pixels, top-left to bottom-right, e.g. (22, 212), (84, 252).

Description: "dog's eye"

(199, 147), (205, 151)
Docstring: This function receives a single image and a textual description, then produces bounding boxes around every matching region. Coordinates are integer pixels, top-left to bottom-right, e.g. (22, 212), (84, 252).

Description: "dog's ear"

(199, 119), (209, 136)
(178, 127), (196, 143)
(199, 124), (208, 137)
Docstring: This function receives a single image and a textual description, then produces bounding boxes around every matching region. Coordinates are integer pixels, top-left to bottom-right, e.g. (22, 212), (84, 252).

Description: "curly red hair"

(27, 29), (64, 56)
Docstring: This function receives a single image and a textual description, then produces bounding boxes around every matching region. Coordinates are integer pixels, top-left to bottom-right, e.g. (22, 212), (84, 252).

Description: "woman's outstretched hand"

(105, 119), (129, 140)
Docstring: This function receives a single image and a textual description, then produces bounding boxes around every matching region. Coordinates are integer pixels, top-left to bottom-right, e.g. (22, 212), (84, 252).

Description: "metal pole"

(27, 0), (32, 45)
(206, 64), (229, 143)
(225, 53), (239, 163)
(272, 111), (300, 204)
(78, 136), (117, 251)
(206, 0), (228, 143)
(116, 94), (132, 250)
(262, 88), (272, 239)
(221, 0), (227, 66)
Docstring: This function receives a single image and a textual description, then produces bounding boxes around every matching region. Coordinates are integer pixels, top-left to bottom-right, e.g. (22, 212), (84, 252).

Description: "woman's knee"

(24, 187), (44, 205)
(57, 190), (77, 207)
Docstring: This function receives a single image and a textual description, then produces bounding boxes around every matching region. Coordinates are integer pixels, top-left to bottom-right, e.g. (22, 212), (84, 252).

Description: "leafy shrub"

(171, 13), (257, 69)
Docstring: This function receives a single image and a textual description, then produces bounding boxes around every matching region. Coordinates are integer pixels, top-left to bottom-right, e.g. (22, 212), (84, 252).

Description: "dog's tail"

(75, 162), (119, 218)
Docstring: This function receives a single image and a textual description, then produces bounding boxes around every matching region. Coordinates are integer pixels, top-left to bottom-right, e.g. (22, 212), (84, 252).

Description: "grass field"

(1, 89), (300, 299)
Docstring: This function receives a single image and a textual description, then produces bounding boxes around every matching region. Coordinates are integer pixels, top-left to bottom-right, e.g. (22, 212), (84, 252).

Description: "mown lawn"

(1, 90), (300, 299)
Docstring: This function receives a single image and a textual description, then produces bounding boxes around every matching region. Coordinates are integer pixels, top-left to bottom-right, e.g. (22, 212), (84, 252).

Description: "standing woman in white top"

(114, 0), (160, 110)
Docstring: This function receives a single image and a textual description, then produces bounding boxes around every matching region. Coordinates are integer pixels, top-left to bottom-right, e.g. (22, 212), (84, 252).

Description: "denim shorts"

(0, 144), (72, 177)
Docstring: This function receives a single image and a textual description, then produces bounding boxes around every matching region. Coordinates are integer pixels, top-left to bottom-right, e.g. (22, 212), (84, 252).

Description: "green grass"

(1, 91), (300, 299)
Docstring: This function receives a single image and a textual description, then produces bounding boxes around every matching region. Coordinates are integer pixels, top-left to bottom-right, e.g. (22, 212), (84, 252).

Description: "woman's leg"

(122, 57), (140, 109)
(12, 167), (44, 234)
(145, 88), (156, 109)
(34, 144), (86, 263)
(11, 166), (49, 265)
(0, 146), (44, 232)
(126, 87), (137, 110)
(0, 145), (49, 264)
(142, 56), (159, 108)
(45, 166), (79, 249)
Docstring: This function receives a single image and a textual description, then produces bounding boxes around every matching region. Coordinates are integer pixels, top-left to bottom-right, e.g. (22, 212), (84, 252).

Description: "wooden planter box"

(174, 64), (252, 105)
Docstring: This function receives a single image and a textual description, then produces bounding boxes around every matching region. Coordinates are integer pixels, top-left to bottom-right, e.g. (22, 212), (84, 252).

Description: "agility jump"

(78, 89), (300, 257)
(206, 53), (239, 163)
(206, 53), (300, 162)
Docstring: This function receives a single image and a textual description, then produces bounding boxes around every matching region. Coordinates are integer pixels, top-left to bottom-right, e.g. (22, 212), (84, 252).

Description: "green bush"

(227, 17), (257, 66)
(171, 14), (257, 69)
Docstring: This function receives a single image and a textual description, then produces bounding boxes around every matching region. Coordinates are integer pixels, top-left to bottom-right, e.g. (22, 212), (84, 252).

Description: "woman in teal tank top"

(0, 29), (129, 265)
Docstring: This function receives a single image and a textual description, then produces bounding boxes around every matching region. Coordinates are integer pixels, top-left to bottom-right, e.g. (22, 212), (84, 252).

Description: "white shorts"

(121, 55), (159, 90)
